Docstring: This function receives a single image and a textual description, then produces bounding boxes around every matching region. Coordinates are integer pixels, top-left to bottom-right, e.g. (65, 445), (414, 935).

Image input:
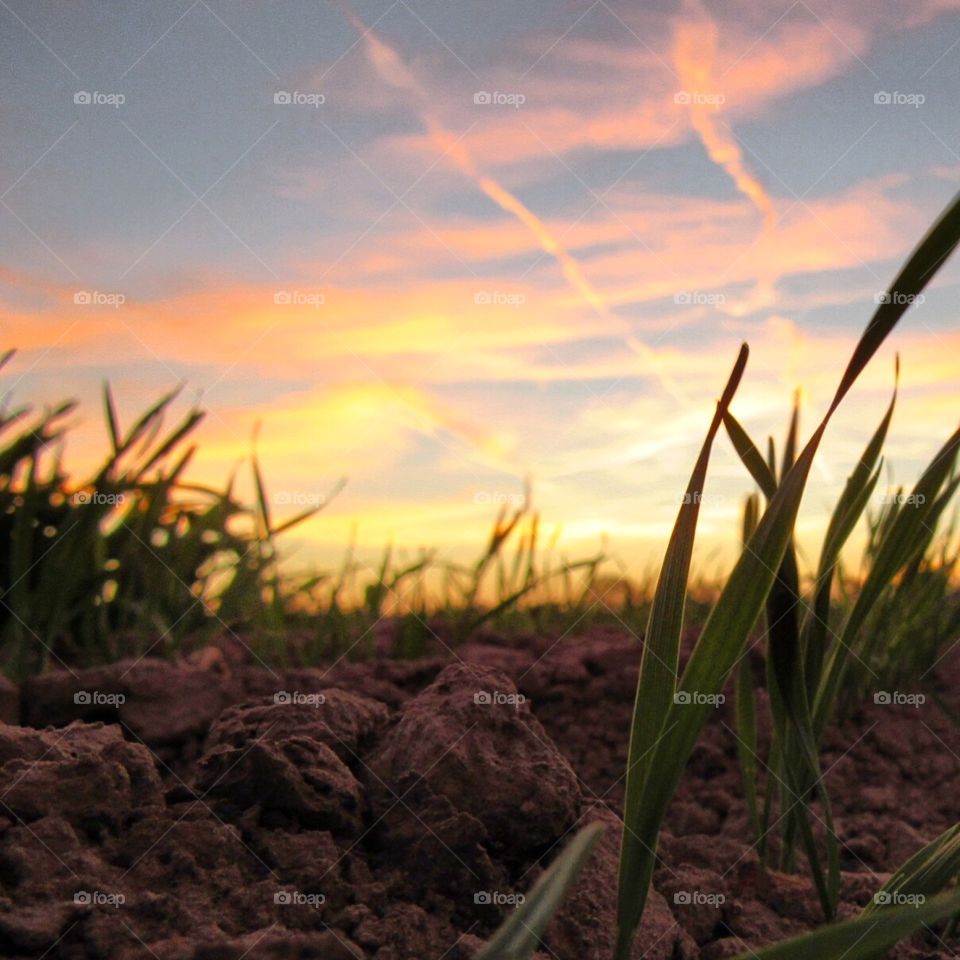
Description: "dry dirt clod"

(366, 663), (581, 859)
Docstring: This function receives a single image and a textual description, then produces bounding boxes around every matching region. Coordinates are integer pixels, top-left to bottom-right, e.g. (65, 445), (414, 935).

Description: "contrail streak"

(336, 1), (687, 403)
(673, 0), (777, 230)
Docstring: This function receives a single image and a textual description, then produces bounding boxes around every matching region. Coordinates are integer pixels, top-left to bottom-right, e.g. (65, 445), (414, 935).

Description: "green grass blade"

(475, 822), (605, 960)
(731, 890), (960, 960)
(616, 188), (960, 959)
(735, 653), (761, 842)
(617, 345), (748, 953)
(271, 505), (324, 537)
(752, 397), (840, 912)
(251, 449), (273, 540)
(829, 191), (960, 416)
(724, 411), (777, 500)
(133, 409), (205, 480)
(803, 458), (884, 697)
(856, 472), (960, 679)
(103, 382), (121, 456)
(112, 385), (182, 461)
(767, 544), (841, 916)
(735, 492), (762, 843)
(804, 360), (897, 654)
(866, 823), (960, 912)
(815, 424), (960, 732)
(781, 389), (800, 478)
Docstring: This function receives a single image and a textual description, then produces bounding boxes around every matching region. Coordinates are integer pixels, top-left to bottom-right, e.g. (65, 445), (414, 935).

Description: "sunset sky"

(2, 0), (960, 581)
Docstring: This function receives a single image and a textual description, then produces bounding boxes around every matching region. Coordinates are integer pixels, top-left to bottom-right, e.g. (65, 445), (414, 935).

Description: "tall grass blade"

(724, 412), (777, 499)
(617, 344), (748, 956)
(730, 890), (960, 960)
(832, 191), (960, 416)
(802, 365), (895, 700)
(103, 383), (121, 456)
(475, 822), (604, 960)
(815, 423), (960, 732)
(866, 823), (960, 912)
(781, 389), (800, 477)
(735, 647), (761, 843)
(615, 188), (960, 959)
(736, 492), (762, 843)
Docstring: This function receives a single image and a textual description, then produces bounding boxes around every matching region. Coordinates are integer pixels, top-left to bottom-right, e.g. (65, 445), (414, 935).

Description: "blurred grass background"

(1, 346), (958, 692)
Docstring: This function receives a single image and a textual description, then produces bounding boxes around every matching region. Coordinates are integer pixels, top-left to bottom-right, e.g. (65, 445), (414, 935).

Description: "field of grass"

(2, 357), (956, 687)
(481, 190), (960, 958)
(3, 197), (960, 959)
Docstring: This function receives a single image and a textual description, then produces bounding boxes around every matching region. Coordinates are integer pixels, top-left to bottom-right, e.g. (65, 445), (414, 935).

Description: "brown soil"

(2, 627), (958, 959)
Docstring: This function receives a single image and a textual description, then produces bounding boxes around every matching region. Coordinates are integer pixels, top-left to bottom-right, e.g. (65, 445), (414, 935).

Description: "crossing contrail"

(672, 0), (777, 230)
(336, 1), (688, 403)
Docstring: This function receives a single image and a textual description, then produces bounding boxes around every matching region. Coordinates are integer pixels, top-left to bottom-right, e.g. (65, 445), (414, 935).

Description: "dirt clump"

(3, 631), (959, 958)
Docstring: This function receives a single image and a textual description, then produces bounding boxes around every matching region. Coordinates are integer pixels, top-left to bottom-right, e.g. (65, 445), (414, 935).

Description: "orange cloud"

(368, 10), (870, 172)
(672, 0), (777, 230)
